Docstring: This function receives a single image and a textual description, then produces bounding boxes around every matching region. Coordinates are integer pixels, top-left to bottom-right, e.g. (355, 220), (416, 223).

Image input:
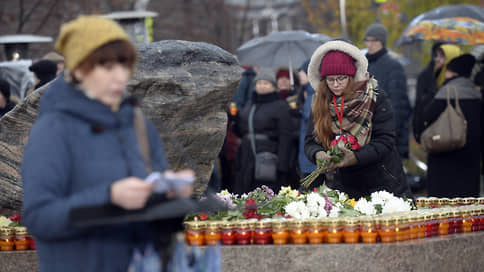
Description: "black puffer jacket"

(305, 89), (413, 199)
(367, 49), (411, 158)
(232, 92), (293, 194)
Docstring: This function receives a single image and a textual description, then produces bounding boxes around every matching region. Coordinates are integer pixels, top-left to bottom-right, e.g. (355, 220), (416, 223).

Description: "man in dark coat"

(417, 54), (481, 197)
(364, 23), (411, 159)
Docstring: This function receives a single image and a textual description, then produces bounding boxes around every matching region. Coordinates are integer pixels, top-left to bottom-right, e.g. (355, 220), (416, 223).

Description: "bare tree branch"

(17, 0), (44, 33)
(34, 0), (59, 34)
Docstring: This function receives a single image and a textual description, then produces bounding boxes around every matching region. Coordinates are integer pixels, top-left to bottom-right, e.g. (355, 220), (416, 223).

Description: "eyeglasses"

(325, 75), (349, 85)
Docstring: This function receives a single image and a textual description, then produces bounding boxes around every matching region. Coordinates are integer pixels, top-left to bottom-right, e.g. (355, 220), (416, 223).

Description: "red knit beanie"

(320, 50), (356, 78)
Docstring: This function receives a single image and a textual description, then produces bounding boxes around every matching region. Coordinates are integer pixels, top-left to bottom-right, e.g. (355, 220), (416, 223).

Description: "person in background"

(304, 40), (412, 199)
(413, 44), (461, 142)
(364, 23), (411, 159)
(275, 66), (300, 100)
(297, 59), (317, 182)
(29, 59), (58, 89)
(0, 79), (15, 117)
(231, 68), (292, 194)
(417, 54), (481, 197)
(21, 16), (193, 272)
(232, 66), (258, 109)
(42, 51), (65, 75)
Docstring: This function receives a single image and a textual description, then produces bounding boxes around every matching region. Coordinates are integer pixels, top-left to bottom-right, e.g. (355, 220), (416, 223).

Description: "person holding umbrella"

(304, 40), (412, 199)
(21, 16), (193, 272)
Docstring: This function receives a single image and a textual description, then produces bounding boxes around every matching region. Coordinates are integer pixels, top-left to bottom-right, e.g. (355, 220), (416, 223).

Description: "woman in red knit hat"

(304, 40), (412, 199)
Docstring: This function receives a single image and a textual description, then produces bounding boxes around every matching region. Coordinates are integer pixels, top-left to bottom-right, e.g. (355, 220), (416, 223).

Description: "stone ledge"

(1, 232), (483, 272)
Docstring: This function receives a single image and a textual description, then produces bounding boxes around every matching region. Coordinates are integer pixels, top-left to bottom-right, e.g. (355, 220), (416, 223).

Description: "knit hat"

(55, 15), (132, 71)
(42, 51), (64, 63)
(0, 79), (10, 101)
(254, 68), (276, 87)
(308, 40), (368, 91)
(29, 60), (57, 80)
(446, 54), (476, 78)
(320, 51), (356, 78)
(364, 23), (388, 46)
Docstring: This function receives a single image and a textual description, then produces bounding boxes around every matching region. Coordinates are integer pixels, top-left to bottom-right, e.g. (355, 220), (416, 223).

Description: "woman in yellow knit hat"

(21, 15), (193, 272)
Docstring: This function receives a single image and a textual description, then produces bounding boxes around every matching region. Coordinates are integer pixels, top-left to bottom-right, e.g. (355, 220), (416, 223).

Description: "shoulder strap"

(133, 107), (153, 173)
(248, 104), (257, 156)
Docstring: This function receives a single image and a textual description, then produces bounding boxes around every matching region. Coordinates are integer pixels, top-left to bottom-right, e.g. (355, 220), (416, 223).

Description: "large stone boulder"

(0, 40), (242, 211)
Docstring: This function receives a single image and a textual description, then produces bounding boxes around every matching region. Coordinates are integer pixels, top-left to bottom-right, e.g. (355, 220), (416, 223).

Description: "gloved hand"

(329, 146), (358, 172)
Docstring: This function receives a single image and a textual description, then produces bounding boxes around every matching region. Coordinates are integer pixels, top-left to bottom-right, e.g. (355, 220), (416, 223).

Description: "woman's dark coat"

(305, 89), (413, 199)
(417, 77), (481, 197)
(232, 92), (293, 194)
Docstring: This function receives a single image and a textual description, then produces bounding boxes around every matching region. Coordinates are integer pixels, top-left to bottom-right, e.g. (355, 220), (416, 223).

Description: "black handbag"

(248, 104), (278, 181)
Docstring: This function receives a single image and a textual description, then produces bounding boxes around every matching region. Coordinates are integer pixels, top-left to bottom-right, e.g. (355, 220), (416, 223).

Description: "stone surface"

(0, 40), (242, 211)
(1, 232), (483, 272)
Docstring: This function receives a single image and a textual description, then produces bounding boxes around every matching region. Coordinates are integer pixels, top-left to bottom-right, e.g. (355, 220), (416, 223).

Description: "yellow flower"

(218, 189), (230, 196)
(350, 198), (356, 207)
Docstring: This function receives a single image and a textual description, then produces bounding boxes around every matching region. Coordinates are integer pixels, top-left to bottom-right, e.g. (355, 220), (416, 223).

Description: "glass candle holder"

(220, 221), (236, 245)
(452, 210), (463, 233)
(378, 217), (396, 243)
(0, 227), (15, 251)
(428, 197), (439, 208)
(449, 199), (459, 207)
(415, 198), (426, 209)
(306, 219), (325, 244)
(288, 220), (307, 244)
(184, 221), (206, 246)
(408, 214), (419, 240)
(343, 217), (360, 244)
(326, 218), (343, 244)
(271, 220), (289, 245)
(204, 221), (222, 245)
(479, 207), (484, 231)
(470, 207), (480, 232)
(455, 198), (465, 206)
(462, 210), (473, 233)
(253, 220), (272, 245)
(13, 226), (29, 250)
(462, 198), (474, 206)
(437, 212), (450, 236)
(235, 220), (252, 245)
(360, 217), (377, 243)
(395, 217), (409, 242)
(477, 197), (484, 206)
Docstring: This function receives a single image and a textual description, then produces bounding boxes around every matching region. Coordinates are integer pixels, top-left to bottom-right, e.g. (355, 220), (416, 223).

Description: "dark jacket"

(298, 82), (316, 174)
(367, 48), (411, 158)
(22, 77), (169, 272)
(304, 89), (412, 199)
(418, 77), (481, 197)
(232, 67), (256, 109)
(413, 61), (439, 142)
(232, 92), (292, 194)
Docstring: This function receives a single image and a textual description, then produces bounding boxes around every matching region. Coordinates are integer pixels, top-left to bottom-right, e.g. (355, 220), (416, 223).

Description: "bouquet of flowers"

(301, 134), (361, 188)
(353, 191), (413, 215)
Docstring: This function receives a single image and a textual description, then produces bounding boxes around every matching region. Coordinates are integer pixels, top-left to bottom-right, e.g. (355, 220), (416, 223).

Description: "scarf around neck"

(330, 80), (377, 146)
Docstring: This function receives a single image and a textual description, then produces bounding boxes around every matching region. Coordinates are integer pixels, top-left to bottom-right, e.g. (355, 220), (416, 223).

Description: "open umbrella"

(236, 30), (331, 70)
(395, 4), (484, 46)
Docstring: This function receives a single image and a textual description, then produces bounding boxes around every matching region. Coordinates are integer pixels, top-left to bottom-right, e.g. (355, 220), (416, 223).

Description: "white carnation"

(328, 205), (340, 218)
(354, 198), (377, 215)
(306, 192), (327, 218)
(338, 192), (348, 202)
(370, 191), (395, 206)
(381, 197), (412, 214)
(284, 201), (310, 220)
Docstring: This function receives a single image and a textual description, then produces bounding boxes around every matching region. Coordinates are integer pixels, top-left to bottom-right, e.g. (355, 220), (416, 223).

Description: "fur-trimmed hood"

(308, 40), (369, 91)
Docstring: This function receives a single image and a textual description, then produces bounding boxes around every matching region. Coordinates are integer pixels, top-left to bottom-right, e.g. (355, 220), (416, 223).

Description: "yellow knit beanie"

(55, 15), (132, 71)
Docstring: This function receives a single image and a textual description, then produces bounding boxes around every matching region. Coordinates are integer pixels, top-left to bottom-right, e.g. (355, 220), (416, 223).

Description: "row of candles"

(0, 226), (35, 251)
(184, 204), (484, 246)
(415, 197), (484, 208)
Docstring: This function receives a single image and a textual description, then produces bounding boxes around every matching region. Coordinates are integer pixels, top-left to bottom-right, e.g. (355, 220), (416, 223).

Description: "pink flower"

(351, 142), (361, 151)
(347, 135), (357, 145)
(312, 188), (318, 192)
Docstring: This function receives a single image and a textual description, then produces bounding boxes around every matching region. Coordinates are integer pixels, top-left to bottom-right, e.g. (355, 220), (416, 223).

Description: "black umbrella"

(395, 4), (484, 46)
(236, 30), (331, 70)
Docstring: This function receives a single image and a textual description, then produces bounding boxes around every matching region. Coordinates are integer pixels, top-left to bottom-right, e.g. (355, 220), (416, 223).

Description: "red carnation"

(347, 135), (357, 145)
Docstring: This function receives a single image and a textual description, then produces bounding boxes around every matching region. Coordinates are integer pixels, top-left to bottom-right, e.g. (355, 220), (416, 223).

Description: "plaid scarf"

(330, 81), (377, 147)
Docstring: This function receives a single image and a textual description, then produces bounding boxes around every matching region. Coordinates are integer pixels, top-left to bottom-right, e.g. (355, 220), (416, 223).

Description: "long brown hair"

(312, 77), (364, 148)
